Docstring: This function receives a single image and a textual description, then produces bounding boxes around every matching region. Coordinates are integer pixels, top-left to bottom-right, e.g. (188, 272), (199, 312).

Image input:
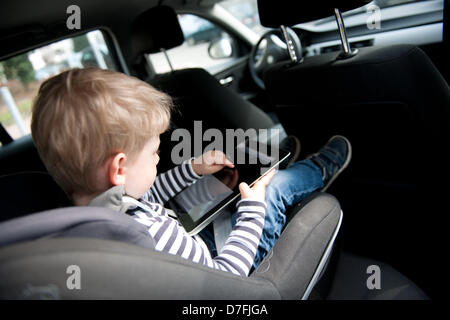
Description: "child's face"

(124, 135), (160, 199)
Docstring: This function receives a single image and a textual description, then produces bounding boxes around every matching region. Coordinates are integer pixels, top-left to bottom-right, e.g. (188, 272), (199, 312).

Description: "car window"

(148, 14), (240, 74)
(374, 0), (424, 8)
(219, 0), (266, 35)
(295, 0), (437, 32)
(0, 30), (116, 141)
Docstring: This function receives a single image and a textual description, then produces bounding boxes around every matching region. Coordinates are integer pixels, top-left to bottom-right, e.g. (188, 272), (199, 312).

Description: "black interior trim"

(0, 123), (13, 145)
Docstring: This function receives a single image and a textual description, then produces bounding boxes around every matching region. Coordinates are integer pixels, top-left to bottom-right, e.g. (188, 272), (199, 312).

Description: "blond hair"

(31, 68), (172, 196)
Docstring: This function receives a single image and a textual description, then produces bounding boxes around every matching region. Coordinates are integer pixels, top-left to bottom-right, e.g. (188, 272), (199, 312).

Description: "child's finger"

(239, 182), (252, 198)
(256, 168), (276, 187)
(223, 155), (234, 168)
(212, 150), (234, 168)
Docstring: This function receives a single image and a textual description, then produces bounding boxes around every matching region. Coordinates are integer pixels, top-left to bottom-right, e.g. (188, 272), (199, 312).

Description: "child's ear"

(108, 153), (127, 186)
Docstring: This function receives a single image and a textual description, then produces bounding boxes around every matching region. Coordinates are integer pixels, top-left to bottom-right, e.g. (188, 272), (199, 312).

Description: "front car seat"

(129, 5), (277, 171)
(130, 5), (275, 132)
(256, 0), (438, 299)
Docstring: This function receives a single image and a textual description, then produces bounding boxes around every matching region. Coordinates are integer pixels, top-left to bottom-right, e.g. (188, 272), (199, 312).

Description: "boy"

(31, 68), (351, 277)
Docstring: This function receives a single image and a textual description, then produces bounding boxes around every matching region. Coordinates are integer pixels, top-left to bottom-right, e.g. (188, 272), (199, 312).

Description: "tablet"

(168, 142), (290, 235)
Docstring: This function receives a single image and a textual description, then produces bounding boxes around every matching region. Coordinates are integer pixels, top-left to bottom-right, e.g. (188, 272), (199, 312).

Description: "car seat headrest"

(0, 206), (156, 249)
(257, 0), (372, 27)
(131, 5), (184, 57)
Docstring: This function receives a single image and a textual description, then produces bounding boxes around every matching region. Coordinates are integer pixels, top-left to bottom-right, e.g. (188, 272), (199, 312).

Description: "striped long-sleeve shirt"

(123, 159), (266, 277)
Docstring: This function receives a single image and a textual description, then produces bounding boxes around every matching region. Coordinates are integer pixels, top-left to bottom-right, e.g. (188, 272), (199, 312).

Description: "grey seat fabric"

(0, 238), (279, 300)
(0, 193), (342, 299)
(327, 252), (429, 300)
(253, 193), (342, 299)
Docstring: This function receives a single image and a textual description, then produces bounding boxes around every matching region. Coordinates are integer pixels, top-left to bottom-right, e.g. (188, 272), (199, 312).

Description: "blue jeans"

(199, 159), (323, 270)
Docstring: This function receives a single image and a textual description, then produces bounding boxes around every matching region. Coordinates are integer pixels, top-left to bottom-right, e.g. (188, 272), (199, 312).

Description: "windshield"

(375, 0), (422, 7)
(218, 0), (431, 31)
(218, 0), (266, 34)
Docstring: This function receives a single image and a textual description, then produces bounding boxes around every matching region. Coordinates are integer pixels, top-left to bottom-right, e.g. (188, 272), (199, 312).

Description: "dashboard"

(294, 0), (444, 56)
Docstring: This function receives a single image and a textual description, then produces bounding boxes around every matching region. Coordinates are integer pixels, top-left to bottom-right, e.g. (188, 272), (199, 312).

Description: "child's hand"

(239, 169), (276, 203)
(191, 150), (234, 176)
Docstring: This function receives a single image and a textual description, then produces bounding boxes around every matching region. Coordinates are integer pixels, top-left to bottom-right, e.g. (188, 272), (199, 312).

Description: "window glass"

(374, 0), (426, 8)
(148, 14), (237, 74)
(219, 0), (266, 34)
(0, 30), (116, 140)
(219, 0), (431, 31)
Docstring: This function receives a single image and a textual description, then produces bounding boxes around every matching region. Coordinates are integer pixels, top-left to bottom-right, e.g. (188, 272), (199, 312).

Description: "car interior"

(0, 0), (448, 300)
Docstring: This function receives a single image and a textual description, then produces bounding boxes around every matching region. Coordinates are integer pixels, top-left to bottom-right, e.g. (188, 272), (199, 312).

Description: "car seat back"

(256, 1), (449, 298)
(129, 5), (275, 171)
(257, 0), (450, 164)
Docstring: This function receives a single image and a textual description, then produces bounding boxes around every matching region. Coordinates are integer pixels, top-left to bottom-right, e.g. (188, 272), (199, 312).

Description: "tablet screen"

(173, 171), (235, 222)
(169, 142), (290, 234)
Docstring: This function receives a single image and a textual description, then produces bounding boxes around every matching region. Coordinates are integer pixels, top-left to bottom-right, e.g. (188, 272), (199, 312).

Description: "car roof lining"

(0, 0), (223, 60)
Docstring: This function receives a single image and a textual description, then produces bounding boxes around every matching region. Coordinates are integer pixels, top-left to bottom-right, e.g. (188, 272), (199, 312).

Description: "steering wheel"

(249, 28), (303, 90)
